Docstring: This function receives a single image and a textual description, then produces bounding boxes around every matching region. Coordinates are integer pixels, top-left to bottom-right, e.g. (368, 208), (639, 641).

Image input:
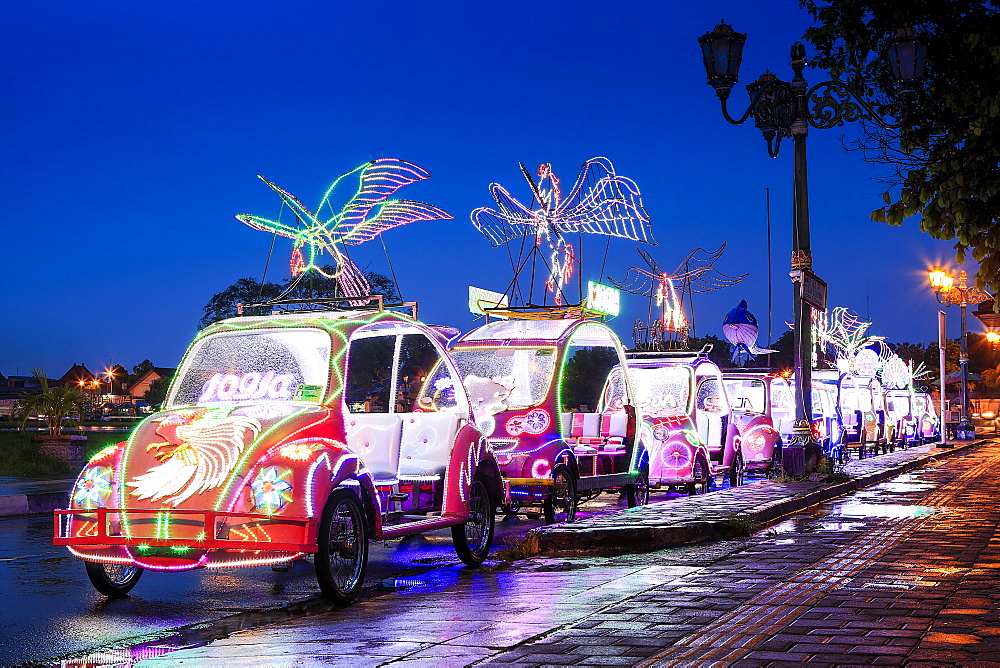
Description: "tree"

(144, 375), (172, 408)
(14, 368), (86, 436)
(199, 266), (400, 328)
(801, 1), (1000, 292)
(128, 359), (154, 385)
(687, 334), (735, 369)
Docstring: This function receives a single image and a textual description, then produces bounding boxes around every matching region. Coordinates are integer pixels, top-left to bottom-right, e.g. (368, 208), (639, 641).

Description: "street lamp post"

(928, 267), (992, 439)
(698, 22), (926, 474)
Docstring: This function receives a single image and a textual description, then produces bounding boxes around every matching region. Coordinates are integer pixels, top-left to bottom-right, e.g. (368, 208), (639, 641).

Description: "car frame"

(721, 372), (793, 476)
(447, 317), (647, 523)
(55, 302), (503, 603)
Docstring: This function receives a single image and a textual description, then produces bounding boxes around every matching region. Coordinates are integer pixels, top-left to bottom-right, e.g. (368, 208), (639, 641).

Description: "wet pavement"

(14, 438), (998, 666)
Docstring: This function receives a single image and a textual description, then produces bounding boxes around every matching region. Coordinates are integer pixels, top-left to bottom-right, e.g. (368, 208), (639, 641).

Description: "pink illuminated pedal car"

(447, 317), (648, 523)
(55, 302), (503, 603)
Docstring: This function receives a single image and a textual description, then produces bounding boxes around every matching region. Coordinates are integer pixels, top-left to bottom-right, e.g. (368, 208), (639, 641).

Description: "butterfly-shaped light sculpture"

(611, 243), (748, 346)
(237, 159), (452, 301)
(471, 157), (654, 305)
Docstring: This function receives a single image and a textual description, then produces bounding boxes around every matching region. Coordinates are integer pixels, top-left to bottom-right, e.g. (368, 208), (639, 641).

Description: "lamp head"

(929, 266), (952, 293)
(699, 20), (746, 99)
(885, 26), (927, 100)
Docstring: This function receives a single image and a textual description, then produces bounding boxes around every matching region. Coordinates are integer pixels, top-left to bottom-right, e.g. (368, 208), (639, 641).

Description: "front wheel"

(728, 450), (745, 488)
(687, 457), (711, 496)
(316, 488), (369, 604)
(85, 561), (143, 598)
(543, 465), (577, 524)
(625, 462), (650, 508)
(452, 479), (495, 565)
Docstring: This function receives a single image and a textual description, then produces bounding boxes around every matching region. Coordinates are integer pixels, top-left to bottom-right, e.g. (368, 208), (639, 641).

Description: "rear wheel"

(85, 561), (143, 598)
(543, 465), (577, 524)
(687, 457), (710, 496)
(728, 450), (745, 487)
(625, 462), (650, 508)
(316, 488), (368, 604)
(452, 479), (495, 565)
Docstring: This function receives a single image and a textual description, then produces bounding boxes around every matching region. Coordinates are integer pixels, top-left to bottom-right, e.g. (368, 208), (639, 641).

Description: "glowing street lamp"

(986, 331), (1000, 348)
(927, 267), (992, 439)
(699, 21), (926, 473)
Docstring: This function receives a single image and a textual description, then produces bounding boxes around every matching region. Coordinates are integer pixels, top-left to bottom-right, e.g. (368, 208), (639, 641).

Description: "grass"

(719, 512), (758, 538)
(0, 431), (128, 476)
(492, 533), (534, 562)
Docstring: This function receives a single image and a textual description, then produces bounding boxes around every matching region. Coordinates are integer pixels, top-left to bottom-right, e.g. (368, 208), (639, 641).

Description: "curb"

(0, 490), (69, 517)
(524, 439), (982, 556)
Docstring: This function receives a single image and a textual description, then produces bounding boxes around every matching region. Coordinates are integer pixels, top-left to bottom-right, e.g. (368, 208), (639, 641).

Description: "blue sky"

(0, 0), (972, 377)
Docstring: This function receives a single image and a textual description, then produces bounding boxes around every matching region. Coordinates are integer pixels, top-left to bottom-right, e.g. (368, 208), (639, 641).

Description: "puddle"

(832, 501), (937, 519)
(380, 577), (424, 590)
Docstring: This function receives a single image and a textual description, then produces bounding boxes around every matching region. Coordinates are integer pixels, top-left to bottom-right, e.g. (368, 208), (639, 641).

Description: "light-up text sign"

(199, 372), (298, 402)
(587, 281), (620, 317)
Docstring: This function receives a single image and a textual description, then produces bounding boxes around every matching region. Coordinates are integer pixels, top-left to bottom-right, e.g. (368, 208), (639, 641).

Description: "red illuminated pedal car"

(55, 302), (503, 603)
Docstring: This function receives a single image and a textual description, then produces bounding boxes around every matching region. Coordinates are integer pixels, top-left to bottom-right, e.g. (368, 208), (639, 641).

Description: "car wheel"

(688, 457), (710, 496)
(543, 465), (577, 524)
(316, 488), (368, 604)
(452, 479), (495, 565)
(625, 462), (650, 508)
(728, 450), (745, 487)
(85, 561), (143, 598)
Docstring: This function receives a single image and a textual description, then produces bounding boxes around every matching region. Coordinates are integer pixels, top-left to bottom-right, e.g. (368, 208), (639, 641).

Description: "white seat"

(399, 413), (460, 478)
(697, 412), (723, 448)
(344, 414), (402, 483)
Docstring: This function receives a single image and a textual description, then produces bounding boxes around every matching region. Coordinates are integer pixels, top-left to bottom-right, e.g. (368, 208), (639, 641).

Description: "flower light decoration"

(471, 157), (654, 306)
(250, 466), (293, 513)
(237, 159), (452, 302)
(611, 244), (747, 350)
(74, 466), (114, 509)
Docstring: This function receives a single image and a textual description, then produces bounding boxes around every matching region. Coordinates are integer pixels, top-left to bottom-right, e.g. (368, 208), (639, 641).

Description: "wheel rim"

(464, 481), (490, 555)
(552, 469), (574, 521)
(104, 563), (139, 586)
(637, 467), (650, 505)
(326, 498), (364, 594)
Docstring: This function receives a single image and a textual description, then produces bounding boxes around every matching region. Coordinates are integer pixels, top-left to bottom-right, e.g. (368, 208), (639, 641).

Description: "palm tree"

(14, 367), (87, 436)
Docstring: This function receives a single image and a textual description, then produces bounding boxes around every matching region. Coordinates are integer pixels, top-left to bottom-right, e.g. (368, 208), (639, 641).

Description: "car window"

(168, 329), (330, 408)
(346, 335), (395, 413)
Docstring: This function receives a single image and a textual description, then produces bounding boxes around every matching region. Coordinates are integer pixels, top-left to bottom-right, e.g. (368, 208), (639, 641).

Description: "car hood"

(113, 403), (337, 511)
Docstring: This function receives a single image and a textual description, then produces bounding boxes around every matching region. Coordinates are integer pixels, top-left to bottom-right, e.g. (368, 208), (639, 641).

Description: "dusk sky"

(0, 1), (975, 379)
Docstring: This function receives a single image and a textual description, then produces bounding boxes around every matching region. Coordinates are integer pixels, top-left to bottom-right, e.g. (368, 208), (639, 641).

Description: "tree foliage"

(801, 0), (1000, 291)
(144, 375), (172, 408)
(199, 266), (400, 328)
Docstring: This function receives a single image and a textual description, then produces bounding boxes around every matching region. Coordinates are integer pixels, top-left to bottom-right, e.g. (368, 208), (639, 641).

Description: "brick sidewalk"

(125, 439), (994, 667)
(527, 440), (979, 555)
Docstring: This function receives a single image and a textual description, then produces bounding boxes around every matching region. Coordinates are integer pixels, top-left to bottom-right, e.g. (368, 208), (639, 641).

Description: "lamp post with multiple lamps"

(698, 22), (926, 473)
(928, 267), (992, 439)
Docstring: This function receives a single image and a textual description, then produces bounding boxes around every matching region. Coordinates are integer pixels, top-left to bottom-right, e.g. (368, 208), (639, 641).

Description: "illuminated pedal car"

(447, 318), (646, 523)
(55, 305), (502, 603)
(885, 388), (920, 447)
(912, 392), (940, 440)
(721, 372), (792, 476)
(616, 355), (715, 495)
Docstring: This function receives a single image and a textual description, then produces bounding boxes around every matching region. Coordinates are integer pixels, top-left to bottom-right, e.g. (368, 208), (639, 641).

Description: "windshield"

(450, 346), (557, 412)
(168, 329), (331, 408)
(628, 365), (691, 416)
(724, 378), (766, 414)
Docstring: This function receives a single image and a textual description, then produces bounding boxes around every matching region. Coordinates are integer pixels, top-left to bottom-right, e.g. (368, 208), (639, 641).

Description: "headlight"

(653, 425), (669, 441)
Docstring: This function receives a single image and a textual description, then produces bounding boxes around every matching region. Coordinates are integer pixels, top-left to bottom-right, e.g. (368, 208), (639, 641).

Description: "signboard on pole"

(791, 270), (828, 311)
(468, 286), (509, 319)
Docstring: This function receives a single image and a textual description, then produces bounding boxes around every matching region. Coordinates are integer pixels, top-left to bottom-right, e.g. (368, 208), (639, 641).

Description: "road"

(0, 488), (665, 666)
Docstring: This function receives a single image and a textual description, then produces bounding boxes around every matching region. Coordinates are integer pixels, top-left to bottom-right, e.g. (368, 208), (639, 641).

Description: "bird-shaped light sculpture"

(237, 159), (452, 302)
(471, 157), (654, 306)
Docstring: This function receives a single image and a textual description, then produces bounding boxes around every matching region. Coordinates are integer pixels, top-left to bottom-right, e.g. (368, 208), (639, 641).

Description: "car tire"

(316, 488), (368, 604)
(543, 465), (577, 524)
(85, 561), (143, 598)
(452, 479), (495, 566)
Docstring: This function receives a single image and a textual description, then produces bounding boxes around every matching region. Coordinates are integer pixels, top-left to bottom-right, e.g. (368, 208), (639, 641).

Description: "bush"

(0, 432), (127, 476)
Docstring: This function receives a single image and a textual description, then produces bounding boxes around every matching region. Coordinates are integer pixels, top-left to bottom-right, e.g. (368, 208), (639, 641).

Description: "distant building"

(56, 363), (97, 388)
(128, 367), (176, 402)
